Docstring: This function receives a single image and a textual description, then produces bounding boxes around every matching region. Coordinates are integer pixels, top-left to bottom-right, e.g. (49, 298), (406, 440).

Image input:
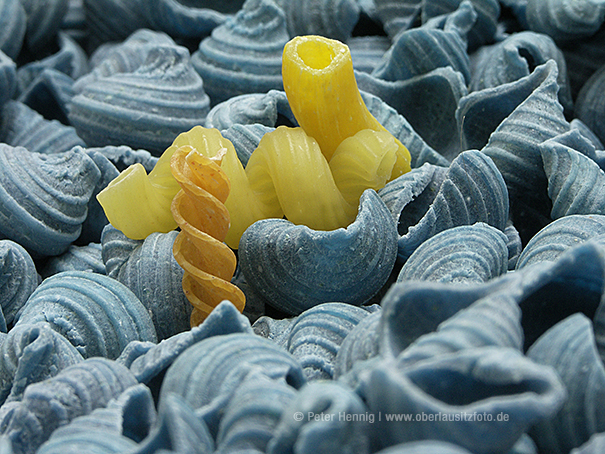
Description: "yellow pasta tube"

(246, 126), (356, 230)
(281, 35), (412, 179)
(171, 145), (245, 326)
(96, 145), (181, 240)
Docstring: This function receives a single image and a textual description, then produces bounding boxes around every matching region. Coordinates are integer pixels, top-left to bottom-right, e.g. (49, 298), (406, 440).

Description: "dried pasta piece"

(281, 35), (411, 177)
(170, 144), (245, 326)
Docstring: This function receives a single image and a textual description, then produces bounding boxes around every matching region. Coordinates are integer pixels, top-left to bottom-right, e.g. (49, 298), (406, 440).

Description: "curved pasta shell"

(526, 0), (605, 43)
(0, 100), (84, 154)
(380, 150), (509, 262)
(1, 357), (137, 454)
(39, 243), (105, 279)
(541, 130), (605, 219)
(0, 322), (82, 406)
(159, 333), (306, 410)
(515, 215), (605, 269)
(36, 385), (153, 454)
(372, 2), (474, 84)
(481, 61), (570, 241)
(204, 90), (295, 131)
(275, 0), (360, 42)
(170, 144), (245, 326)
(469, 31), (573, 114)
(334, 309), (382, 379)
(268, 381), (371, 454)
(282, 35), (411, 175)
(238, 189), (398, 314)
(191, 0), (289, 105)
(373, 0), (422, 38)
(575, 64), (605, 147)
(284, 302), (375, 380)
(20, 0), (68, 53)
(364, 347), (565, 453)
(15, 271), (157, 359)
(83, 0), (149, 51)
(69, 44), (210, 155)
(528, 313), (605, 453)
(0, 145), (101, 258)
(0, 240), (38, 326)
(0, 50), (17, 107)
(397, 223), (509, 284)
(422, 0), (500, 51)
(0, 0), (26, 60)
(216, 372), (297, 453)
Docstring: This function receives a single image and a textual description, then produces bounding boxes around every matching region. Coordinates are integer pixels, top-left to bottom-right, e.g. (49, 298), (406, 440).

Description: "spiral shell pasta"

(170, 143), (245, 326)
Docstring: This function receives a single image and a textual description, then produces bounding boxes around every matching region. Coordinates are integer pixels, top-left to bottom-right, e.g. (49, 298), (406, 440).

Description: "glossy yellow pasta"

(281, 35), (412, 178)
(247, 126), (356, 230)
(170, 145), (245, 326)
(96, 146), (181, 240)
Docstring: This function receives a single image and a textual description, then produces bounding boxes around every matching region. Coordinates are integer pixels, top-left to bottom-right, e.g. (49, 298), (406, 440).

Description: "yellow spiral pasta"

(170, 144), (245, 326)
(281, 34), (412, 178)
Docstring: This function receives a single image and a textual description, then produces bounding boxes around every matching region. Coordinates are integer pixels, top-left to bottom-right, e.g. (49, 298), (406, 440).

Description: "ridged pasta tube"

(281, 34), (412, 178)
(170, 144), (245, 326)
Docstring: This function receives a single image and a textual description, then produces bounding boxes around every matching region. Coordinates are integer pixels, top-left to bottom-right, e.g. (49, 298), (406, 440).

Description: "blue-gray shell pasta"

(575, 63), (605, 147)
(191, 0), (289, 106)
(364, 347), (565, 453)
(39, 243), (105, 279)
(132, 391), (214, 454)
(505, 222), (523, 270)
(481, 60), (570, 240)
(372, 2), (475, 84)
(541, 130), (605, 219)
(16, 32), (88, 96)
(469, 31), (573, 113)
(216, 372), (297, 454)
(239, 189), (398, 315)
(571, 433), (605, 454)
(372, 441), (473, 454)
(36, 384), (154, 454)
(0, 0), (26, 60)
(348, 36), (391, 73)
(0, 145), (101, 258)
(358, 67), (467, 159)
(378, 275), (520, 358)
(20, 0), (69, 53)
(0, 322), (82, 405)
(372, 0), (422, 38)
(268, 381), (371, 454)
(528, 313), (605, 454)
(87, 145), (158, 173)
(397, 223), (509, 284)
(204, 90), (295, 131)
(15, 271), (157, 359)
(82, 0), (150, 51)
(525, 0), (605, 43)
(17, 68), (76, 125)
(0, 240), (38, 326)
(102, 228), (191, 340)
(119, 300), (253, 385)
(143, 0), (236, 39)
(0, 100), (85, 155)
(379, 150), (509, 262)
(275, 0), (360, 42)
(571, 118), (605, 153)
(422, 0), (500, 51)
(252, 315), (295, 349)
(333, 309), (381, 378)
(395, 290), (523, 370)
(69, 44), (210, 155)
(0, 357), (137, 454)
(515, 215), (605, 269)
(0, 52), (16, 108)
(159, 333), (305, 411)
(285, 303), (376, 380)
